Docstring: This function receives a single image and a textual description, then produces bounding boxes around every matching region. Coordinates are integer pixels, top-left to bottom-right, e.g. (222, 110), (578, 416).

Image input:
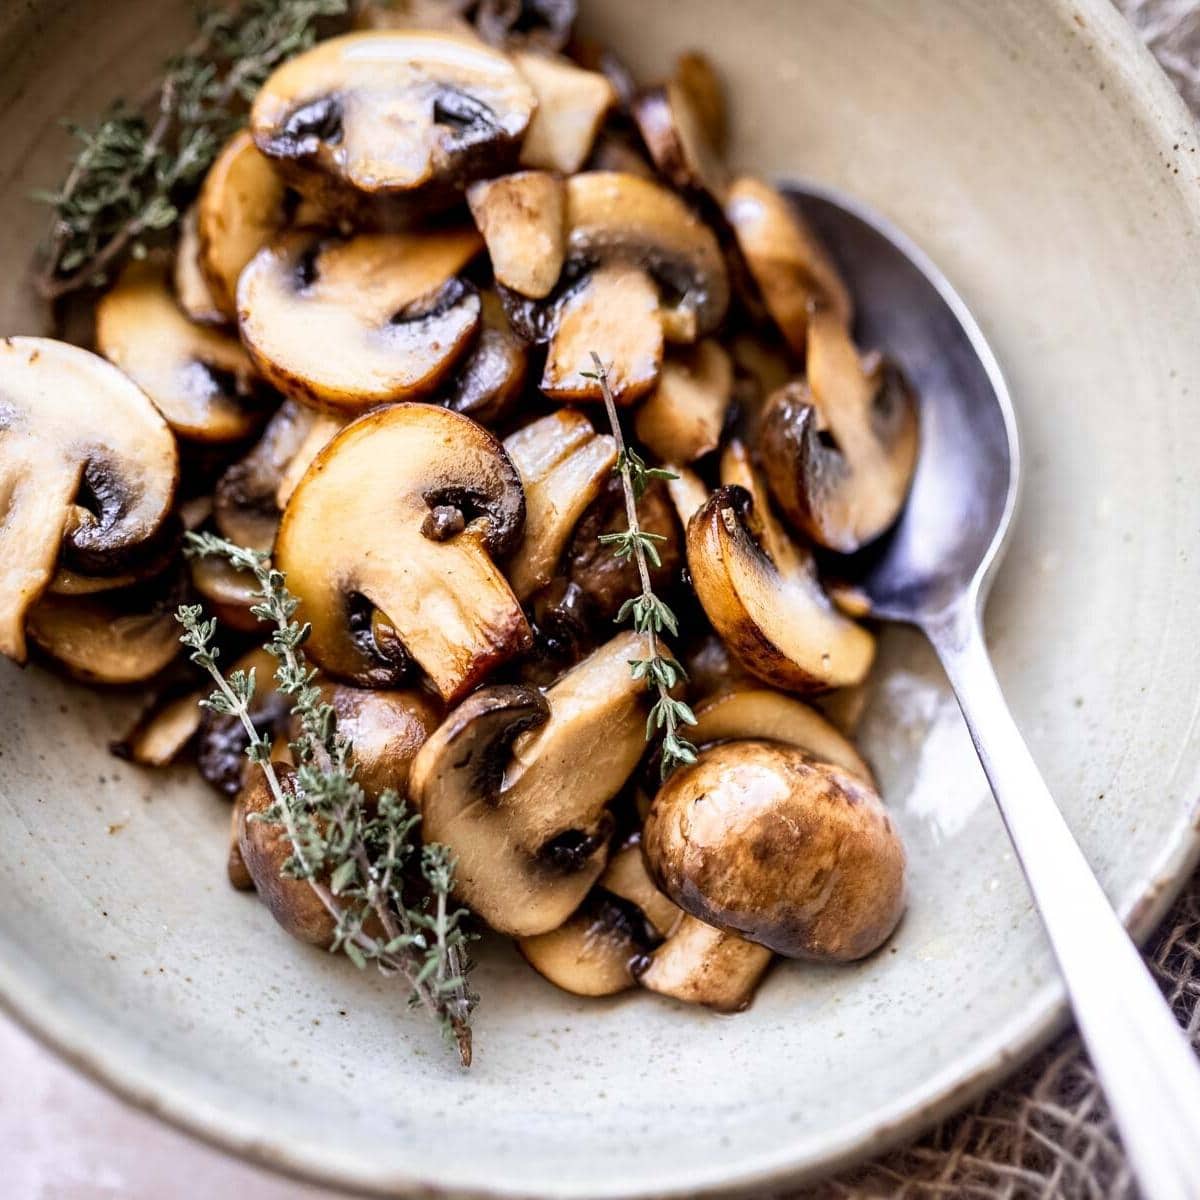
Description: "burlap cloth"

(790, 5), (1200, 1197)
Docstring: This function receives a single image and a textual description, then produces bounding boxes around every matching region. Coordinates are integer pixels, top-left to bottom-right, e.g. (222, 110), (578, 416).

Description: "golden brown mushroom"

(513, 50), (616, 175)
(111, 688), (206, 767)
(174, 206), (226, 325)
(467, 170), (565, 299)
(633, 339), (732, 464)
(643, 739), (905, 961)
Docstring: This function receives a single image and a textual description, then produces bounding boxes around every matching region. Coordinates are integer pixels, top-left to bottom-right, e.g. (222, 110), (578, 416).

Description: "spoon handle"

(927, 608), (1200, 1200)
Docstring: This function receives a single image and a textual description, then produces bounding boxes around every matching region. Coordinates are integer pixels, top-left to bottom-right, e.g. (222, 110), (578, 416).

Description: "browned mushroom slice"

(638, 916), (772, 1013)
(690, 686), (873, 784)
(663, 465), (709, 529)
(725, 176), (852, 355)
(634, 340), (732, 464)
(213, 400), (319, 553)
(409, 631), (652, 936)
(197, 129), (324, 322)
(632, 64), (727, 199)
(227, 798), (255, 890)
(673, 52), (727, 154)
(686, 443), (874, 691)
(250, 31), (536, 209)
(275, 412), (347, 508)
(175, 206), (226, 325)
(503, 411), (616, 600)
(644, 740), (906, 962)
(111, 688), (206, 767)
(189, 554), (263, 633)
(97, 259), (271, 443)
(27, 573), (184, 685)
(466, 170), (565, 299)
(541, 264), (663, 405)
(317, 683), (442, 799)
(440, 291), (529, 426)
(238, 229), (483, 412)
(599, 839), (681, 939)
(760, 311), (919, 553)
(275, 403), (530, 699)
(513, 51), (616, 175)
(0, 338), (178, 662)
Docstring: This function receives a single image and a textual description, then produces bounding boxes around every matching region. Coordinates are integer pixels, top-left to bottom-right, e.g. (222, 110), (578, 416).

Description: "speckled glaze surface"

(2, 1), (1200, 1196)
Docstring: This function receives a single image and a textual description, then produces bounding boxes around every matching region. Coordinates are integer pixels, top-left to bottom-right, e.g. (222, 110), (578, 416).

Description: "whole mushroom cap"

(643, 740), (905, 962)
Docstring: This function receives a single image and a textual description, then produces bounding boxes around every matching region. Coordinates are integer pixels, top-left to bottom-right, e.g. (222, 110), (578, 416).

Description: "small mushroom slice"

(690, 686), (873, 784)
(317, 683), (442, 799)
(97, 260), (271, 443)
(26, 573), (184, 685)
(674, 52), (727, 154)
(213, 400), (319, 553)
(227, 798), (255, 890)
(238, 229), (483, 412)
(644, 740), (906, 961)
(274, 411), (347, 509)
(467, 170), (565, 299)
(725, 176), (852, 355)
(198, 129), (317, 322)
(409, 630), (652, 936)
(275, 403), (530, 699)
(686, 443), (874, 691)
(502, 411), (616, 600)
(175, 206), (226, 325)
(250, 31), (537, 208)
(663, 465), (709, 530)
(638, 916), (773, 1013)
(513, 51), (616, 175)
(440, 291), (529, 427)
(600, 839), (681, 939)
(632, 60), (727, 199)
(760, 310), (919, 553)
(111, 688), (205, 767)
(190, 554), (263, 633)
(634, 339), (733, 464)
(0, 338), (178, 661)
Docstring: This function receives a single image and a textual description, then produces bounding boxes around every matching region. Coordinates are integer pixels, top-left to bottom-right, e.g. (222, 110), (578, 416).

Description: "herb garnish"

(34, 0), (347, 301)
(586, 353), (699, 779)
(176, 532), (476, 1065)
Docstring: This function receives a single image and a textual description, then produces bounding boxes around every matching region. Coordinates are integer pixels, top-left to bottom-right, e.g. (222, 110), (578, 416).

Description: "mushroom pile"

(3, 0), (918, 1016)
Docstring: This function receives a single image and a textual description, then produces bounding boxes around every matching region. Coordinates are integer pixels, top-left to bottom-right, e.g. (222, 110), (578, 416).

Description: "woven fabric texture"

(794, 5), (1200, 1196)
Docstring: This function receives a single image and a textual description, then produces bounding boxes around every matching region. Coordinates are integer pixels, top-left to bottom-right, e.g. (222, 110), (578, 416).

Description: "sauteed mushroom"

(760, 309), (918, 553)
(644, 739), (905, 961)
(467, 170), (565, 299)
(111, 688), (206, 767)
(440, 291), (529, 426)
(275, 402), (530, 699)
(638, 915), (772, 1013)
(634, 339), (732, 464)
(238, 228), (483, 411)
(0, 338), (178, 661)
(513, 51), (616, 174)
(409, 631), (651, 935)
(175, 206), (225, 325)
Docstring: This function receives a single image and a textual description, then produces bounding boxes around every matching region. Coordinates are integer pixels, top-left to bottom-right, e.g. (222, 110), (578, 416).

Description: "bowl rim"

(4, 0), (1200, 1195)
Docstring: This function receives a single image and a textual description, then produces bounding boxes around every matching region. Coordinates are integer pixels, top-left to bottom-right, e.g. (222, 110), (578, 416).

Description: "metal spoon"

(782, 182), (1200, 1200)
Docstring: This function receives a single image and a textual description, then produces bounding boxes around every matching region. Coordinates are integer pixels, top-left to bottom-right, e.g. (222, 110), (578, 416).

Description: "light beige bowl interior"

(2, 1), (1200, 1196)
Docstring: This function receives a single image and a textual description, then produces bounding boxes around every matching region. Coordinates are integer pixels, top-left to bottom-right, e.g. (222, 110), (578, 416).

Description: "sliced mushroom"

(213, 400), (319, 553)
(502, 411), (616, 600)
(725, 176), (851, 355)
(317, 683), (442, 799)
(409, 630), (651, 935)
(686, 442), (874, 691)
(189, 554), (263, 633)
(600, 839), (681, 938)
(690, 686), (872, 783)
(679, 631), (757, 700)
(663, 465), (709, 530)
(0, 338), (178, 661)
(250, 31), (537, 210)
(96, 259), (272, 443)
(274, 411), (347, 509)
(634, 339), (732, 464)
(632, 69), (727, 198)
(175, 206), (226, 325)
(513, 50), (616, 175)
(638, 916), (772, 1013)
(440, 291), (529, 426)
(760, 311), (918, 553)
(644, 740), (906, 961)
(238, 763), (337, 946)
(501, 172), (729, 403)
(26, 572), (184, 685)
(275, 402), (530, 699)
(673, 52), (727, 154)
(111, 688), (205, 767)
(197, 129), (324, 322)
(197, 648), (290, 796)
(565, 474), (681, 622)
(466, 170), (565, 299)
(227, 797), (255, 890)
(238, 229), (483, 411)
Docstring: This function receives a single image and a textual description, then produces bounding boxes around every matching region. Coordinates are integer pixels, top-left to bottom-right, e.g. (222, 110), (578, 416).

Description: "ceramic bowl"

(2, 1), (1200, 1195)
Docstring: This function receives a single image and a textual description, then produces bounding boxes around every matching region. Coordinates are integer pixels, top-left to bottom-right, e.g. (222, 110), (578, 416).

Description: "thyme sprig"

(177, 531), (476, 1065)
(586, 353), (699, 779)
(35, 0), (347, 300)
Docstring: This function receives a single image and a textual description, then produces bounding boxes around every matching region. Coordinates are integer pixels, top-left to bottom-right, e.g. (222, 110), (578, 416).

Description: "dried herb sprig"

(586, 353), (699, 779)
(177, 531), (476, 1065)
(35, 0), (347, 300)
